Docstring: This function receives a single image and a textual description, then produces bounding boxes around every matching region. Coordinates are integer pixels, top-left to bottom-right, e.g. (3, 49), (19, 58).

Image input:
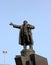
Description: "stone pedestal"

(15, 49), (48, 65)
(21, 49), (35, 56)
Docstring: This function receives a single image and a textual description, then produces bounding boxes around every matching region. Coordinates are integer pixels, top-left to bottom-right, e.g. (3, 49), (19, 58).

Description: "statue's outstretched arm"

(9, 22), (21, 29)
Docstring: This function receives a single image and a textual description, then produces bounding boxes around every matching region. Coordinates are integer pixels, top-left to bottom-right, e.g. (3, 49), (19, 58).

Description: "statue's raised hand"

(9, 22), (13, 26)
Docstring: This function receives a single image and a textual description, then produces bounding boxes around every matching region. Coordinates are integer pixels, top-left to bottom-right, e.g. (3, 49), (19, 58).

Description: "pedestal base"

(15, 49), (48, 65)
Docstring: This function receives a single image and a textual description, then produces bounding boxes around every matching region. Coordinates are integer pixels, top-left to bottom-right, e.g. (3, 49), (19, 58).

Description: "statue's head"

(23, 20), (28, 25)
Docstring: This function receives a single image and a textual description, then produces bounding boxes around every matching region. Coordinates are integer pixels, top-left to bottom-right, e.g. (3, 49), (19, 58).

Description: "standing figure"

(9, 20), (35, 50)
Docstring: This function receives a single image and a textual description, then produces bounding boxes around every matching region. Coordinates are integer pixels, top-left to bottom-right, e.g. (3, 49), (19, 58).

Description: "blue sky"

(0, 0), (51, 65)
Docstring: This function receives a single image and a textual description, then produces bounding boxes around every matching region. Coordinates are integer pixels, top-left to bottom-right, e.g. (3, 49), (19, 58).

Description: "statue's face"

(23, 20), (28, 25)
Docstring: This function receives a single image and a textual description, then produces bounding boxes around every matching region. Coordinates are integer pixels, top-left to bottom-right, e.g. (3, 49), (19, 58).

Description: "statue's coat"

(13, 23), (35, 46)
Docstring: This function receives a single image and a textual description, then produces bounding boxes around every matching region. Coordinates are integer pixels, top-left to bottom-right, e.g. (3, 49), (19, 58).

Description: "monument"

(10, 20), (48, 65)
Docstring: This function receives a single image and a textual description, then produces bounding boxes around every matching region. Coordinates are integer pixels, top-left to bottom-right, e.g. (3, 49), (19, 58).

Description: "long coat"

(13, 24), (35, 46)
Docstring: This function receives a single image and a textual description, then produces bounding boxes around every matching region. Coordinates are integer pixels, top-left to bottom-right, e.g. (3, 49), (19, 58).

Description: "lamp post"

(2, 51), (7, 64)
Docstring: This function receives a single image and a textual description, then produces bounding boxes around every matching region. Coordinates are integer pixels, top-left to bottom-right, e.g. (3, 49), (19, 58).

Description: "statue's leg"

(24, 43), (26, 50)
(29, 44), (33, 49)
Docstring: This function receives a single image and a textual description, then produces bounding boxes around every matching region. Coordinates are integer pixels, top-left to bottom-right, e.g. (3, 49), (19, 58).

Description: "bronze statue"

(9, 20), (35, 50)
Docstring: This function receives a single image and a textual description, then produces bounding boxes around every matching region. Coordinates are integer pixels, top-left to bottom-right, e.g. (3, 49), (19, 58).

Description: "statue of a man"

(10, 20), (35, 50)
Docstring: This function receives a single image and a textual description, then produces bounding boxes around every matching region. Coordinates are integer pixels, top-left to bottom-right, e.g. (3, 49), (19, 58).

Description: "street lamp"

(2, 51), (7, 64)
